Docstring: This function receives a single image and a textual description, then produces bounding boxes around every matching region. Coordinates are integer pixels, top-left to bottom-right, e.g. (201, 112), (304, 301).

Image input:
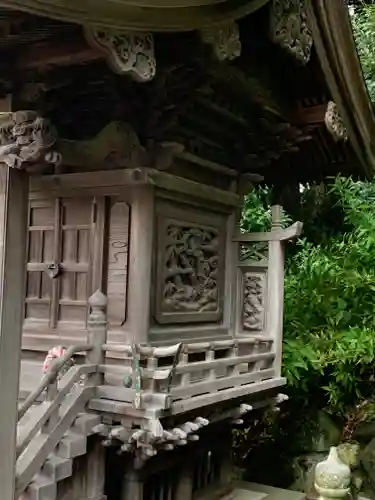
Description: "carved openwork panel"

(155, 205), (226, 324)
(242, 271), (267, 332)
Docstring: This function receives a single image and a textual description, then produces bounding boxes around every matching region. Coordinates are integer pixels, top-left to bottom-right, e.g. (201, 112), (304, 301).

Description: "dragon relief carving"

(0, 111), (61, 171)
(269, 0), (313, 65)
(200, 21), (241, 61)
(243, 273), (265, 331)
(85, 28), (156, 82)
(161, 223), (221, 317)
(324, 101), (348, 142)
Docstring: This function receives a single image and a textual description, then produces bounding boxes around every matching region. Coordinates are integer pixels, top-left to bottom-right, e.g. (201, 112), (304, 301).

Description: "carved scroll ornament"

(200, 21), (241, 61)
(324, 101), (348, 142)
(0, 111), (61, 171)
(269, 0), (313, 65)
(85, 28), (156, 82)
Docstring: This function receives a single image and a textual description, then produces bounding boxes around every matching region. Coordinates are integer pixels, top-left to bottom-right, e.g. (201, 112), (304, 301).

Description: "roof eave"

(307, 0), (375, 179)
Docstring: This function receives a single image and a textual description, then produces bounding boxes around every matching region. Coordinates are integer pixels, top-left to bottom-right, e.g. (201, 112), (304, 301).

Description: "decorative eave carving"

(269, 0), (313, 65)
(324, 101), (348, 142)
(0, 111), (61, 171)
(85, 28), (156, 82)
(200, 21), (241, 61)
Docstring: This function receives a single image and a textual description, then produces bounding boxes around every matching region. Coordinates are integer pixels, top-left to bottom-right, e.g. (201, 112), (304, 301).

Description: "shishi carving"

(200, 21), (241, 61)
(269, 0), (313, 65)
(243, 273), (264, 331)
(162, 223), (220, 315)
(85, 28), (156, 82)
(324, 101), (348, 142)
(0, 111), (61, 171)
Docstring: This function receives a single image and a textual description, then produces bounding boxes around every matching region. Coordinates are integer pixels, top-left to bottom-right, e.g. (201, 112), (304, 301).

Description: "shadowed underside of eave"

(0, 0), (270, 31)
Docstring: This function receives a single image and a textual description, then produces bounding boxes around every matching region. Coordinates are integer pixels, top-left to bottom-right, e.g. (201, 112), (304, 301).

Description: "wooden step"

(42, 454), (72, 482)
(73, 413), (101, 435)
(55, 431), (86, 459)
(22, 474), (57, 500)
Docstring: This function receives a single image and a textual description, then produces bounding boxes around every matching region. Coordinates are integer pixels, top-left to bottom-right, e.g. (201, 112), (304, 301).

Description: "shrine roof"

(0, 0), (372, 184)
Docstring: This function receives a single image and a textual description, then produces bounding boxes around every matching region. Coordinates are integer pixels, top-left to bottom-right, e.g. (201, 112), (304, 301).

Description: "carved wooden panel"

(237, 267), (267, 333)
(106, 201), (130, 328)
(242, 272), (266, 331)
(155, 204), (226, 324)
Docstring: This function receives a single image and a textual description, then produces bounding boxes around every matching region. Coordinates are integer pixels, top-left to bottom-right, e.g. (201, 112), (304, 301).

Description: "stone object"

(315, 447), (351, 500)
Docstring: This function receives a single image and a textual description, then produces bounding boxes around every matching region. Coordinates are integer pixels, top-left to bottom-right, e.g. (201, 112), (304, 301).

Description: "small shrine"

(0, 1), (373, 500)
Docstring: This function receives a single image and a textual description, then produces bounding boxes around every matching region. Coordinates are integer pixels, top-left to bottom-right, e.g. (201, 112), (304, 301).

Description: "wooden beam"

(16, 40), (102, 70)
(293, 104), (326, 126)
(0, 166), (29, 499)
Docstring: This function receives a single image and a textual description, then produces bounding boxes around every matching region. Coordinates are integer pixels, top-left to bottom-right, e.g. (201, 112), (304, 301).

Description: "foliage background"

(236, 178), (375, 486)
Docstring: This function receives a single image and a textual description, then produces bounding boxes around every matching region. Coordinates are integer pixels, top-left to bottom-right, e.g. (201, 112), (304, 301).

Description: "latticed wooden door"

(25, 196), (97, 332)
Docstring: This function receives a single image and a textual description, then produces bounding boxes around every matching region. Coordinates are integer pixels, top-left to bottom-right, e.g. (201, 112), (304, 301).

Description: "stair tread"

(26, 474), (57, 500)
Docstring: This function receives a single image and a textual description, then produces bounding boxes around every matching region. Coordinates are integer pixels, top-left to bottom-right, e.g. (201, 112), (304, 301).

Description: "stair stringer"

(18, 412), (102, 500)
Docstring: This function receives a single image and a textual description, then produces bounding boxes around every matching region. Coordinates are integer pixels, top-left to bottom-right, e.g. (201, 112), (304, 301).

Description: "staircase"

(16, 342), (102, 500)
(19, 411), (101, 500)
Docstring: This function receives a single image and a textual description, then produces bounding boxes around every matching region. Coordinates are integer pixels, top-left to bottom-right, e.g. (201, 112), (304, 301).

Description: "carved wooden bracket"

(269, 0), (313, 65)
(324, 101), (348, 142)
(0, 111), (62, 171)
(200, 21), (241, 61)
(85, 28), (156, 82)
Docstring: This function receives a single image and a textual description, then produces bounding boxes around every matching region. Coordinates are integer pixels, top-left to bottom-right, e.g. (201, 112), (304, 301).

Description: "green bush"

(236, 178), (375, 486)
(283, 178), (375, 418)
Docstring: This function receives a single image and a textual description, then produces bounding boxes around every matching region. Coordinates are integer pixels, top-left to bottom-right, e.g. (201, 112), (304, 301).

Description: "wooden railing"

(233, 205), (302, 376)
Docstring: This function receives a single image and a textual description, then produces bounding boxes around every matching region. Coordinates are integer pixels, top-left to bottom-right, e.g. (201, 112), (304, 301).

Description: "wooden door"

(23, 194), (131, 348)
(25, 196), (96, 339)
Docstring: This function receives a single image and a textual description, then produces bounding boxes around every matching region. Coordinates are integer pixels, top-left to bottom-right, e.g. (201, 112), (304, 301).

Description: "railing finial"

(88, 290), (107, 327)
(89, 289), (107, 308)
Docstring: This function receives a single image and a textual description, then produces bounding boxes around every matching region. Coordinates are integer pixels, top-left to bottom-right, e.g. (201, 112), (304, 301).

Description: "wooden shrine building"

(0, 1), (373, 499)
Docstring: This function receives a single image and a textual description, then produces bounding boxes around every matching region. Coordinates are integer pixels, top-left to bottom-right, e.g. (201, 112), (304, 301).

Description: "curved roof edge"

(0, 0), (269, 32)
(307, 0), (375, 178)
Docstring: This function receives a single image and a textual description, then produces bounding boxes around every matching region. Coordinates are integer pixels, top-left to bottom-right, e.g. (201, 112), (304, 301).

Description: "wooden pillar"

(0, 166), (29, 499)
(267, 205), (285, 377)
(127, 185), (155, 344)
(175, 464), (193, 500)
(85, 439), (107, 500)
(122, 468), (143, 500)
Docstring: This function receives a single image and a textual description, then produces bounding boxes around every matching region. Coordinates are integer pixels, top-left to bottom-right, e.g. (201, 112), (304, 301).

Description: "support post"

(267, 205), (285, 377)
(175, 463), (193, 500)
(85, 438), (107, 500)
(0, 166), (29, 499)
(122, 468), (143, 500)
(126, 185), (154, 343)
(84, 291), (108, 500)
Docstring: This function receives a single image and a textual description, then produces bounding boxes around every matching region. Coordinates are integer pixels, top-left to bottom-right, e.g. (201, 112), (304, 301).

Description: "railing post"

(267, 205), (285, 377)
(86, 290), (107, 386)
(42, 374), (58, 433)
